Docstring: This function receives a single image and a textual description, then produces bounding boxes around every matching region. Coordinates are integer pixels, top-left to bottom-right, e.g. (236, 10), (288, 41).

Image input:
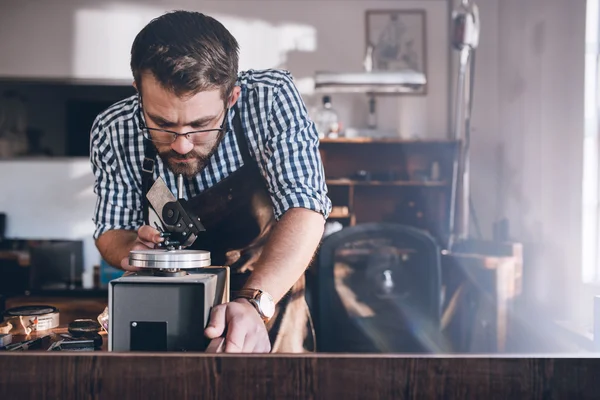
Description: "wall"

(0, 158), (99, 281)
(0, 0), (450, 137)
(455, 0), (587, 322)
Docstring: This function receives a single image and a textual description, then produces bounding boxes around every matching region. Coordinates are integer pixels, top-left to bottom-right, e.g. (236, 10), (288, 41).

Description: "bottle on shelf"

(314, 95), (341, 139)
(367, 95), (377, 130)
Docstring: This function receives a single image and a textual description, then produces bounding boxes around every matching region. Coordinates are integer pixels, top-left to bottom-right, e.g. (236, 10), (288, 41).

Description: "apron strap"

(141, 138), (157, 226)
(231, 106), (252, 165)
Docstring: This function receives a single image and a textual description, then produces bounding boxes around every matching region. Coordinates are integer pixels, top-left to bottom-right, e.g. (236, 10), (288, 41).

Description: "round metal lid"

(4, 305), (59, 317)
(129, 249), (211, 269)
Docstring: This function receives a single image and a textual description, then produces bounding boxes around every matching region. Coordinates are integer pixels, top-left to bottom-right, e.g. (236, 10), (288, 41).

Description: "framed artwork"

(365, 9), (428, 94)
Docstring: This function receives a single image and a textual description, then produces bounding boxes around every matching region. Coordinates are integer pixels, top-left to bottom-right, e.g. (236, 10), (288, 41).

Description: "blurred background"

(0, 0), (596, 355)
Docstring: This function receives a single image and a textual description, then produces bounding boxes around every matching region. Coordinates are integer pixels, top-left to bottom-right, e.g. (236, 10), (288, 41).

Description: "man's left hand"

(204, 299), (271, 353)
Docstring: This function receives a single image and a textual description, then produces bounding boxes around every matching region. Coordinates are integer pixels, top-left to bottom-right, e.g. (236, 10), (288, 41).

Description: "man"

(90, 11), (331, 353)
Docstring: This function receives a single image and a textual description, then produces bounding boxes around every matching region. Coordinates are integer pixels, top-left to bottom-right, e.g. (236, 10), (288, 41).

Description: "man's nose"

(171, 135), (194, 155)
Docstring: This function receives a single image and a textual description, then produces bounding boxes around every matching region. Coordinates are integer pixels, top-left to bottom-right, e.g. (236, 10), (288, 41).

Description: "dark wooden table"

(1, 353), (600, 399)
(3, 295), (600, 398)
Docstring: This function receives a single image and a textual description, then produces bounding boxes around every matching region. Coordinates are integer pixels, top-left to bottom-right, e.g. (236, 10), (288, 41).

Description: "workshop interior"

(0, 0), (595, 356)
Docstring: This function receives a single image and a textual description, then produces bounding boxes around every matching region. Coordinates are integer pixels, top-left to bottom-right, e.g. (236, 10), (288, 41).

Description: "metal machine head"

(146, 176), (206, 249)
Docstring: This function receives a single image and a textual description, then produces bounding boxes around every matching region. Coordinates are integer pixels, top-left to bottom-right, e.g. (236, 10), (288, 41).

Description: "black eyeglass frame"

(137, 95), (230, 144)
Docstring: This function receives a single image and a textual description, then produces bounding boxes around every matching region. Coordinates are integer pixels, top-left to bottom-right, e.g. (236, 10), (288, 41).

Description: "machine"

(108, 174), (229, 352)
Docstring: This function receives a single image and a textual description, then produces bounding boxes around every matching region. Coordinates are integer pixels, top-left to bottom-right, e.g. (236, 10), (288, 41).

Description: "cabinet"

(319, 138), (459, 244)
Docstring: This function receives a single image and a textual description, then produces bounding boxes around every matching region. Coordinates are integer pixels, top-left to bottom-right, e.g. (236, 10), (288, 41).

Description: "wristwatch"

(234, 288), (275, 323)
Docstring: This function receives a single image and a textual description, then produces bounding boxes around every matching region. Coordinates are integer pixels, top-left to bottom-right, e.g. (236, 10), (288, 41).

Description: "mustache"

(160, 149), (205, 161)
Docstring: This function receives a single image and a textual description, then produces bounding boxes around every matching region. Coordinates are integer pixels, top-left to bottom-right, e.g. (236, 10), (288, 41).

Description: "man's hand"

(204, 299), (271, 353)
(119, 225), (164, 271)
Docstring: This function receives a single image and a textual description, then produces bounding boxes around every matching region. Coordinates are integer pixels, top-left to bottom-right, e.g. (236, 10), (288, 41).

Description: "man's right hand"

(119, 225), (164, 271)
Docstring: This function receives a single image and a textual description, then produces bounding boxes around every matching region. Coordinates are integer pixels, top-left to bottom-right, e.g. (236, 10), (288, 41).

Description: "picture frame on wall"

(365, 9), (428, 95)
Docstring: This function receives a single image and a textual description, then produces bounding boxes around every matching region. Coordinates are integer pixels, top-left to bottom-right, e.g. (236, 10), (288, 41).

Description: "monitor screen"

(29, 240), (84, 291)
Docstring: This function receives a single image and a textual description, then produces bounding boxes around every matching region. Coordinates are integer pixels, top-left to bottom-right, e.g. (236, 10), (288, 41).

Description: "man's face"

(138, 73), (231, 178)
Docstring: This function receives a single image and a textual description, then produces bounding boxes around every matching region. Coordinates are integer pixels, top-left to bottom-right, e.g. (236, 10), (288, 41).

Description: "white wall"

(0, 0), (450, 137)
(455, 0), (587, 321)
(0, 158), (100, 278)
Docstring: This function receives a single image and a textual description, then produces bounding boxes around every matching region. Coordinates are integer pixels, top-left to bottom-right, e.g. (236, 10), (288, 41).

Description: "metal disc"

(129, 249), (211, 269)
(4, 305), (58, 317)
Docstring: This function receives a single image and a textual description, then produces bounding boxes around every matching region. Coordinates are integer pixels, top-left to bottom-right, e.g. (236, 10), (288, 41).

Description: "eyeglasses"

(137, 97), (229, 145)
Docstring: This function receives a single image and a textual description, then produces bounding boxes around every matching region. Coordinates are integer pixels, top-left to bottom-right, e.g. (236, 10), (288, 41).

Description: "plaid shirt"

(90, 69), (331, 239)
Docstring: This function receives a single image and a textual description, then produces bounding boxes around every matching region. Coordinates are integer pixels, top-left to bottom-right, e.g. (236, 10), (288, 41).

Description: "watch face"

(257, 292), (275, 318)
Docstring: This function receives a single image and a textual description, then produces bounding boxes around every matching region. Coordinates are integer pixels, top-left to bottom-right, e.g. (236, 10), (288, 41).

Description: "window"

(582, 0), (600, 282)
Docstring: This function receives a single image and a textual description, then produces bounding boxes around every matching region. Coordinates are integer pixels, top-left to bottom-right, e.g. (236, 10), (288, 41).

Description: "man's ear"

(133, 81), (138, 93)
(228, 86), (241, 107)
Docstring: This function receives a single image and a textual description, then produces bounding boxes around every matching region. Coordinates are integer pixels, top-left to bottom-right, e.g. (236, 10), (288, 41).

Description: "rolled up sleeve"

(90, 119), (144, 239)
(260, 72), (332, 220)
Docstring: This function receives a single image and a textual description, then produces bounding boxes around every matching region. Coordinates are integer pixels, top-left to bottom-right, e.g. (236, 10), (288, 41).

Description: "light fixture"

(314, 45), (427, 94)
(314, 70), (426, 94)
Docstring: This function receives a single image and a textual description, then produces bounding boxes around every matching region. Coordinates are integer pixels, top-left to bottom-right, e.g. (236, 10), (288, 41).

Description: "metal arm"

(448, 0), (480, 249)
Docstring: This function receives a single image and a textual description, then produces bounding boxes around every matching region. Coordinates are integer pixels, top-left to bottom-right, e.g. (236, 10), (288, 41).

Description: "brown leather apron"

(141, 106), (315, 353)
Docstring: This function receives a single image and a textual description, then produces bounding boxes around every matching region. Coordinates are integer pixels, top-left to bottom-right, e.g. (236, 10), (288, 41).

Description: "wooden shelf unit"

(319, 137), (454, 144)
(326, 179), (449, 187)
(319, 138), (459, 243)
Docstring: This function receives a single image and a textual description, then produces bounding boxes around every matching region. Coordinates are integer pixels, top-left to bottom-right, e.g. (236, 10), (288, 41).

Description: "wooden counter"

(1, 353), (599, 399)
(2, 293), (599, 398)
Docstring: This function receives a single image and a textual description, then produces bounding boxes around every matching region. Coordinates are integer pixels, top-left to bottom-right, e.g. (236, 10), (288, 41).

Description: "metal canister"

(3, 305), (60, 332)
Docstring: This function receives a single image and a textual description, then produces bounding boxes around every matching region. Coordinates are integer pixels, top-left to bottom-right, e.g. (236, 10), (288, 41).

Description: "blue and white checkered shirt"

(90, 69), (332, 240)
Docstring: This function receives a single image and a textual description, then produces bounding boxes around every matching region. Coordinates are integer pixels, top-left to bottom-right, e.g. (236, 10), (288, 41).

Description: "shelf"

(326, 179), (448, 187)
(319, 137), (458, 144)
(319, 137), (457, 238)
(329, 206), (351, 219)
(335, 248), (417, 257)
(329, 213), (352, 219)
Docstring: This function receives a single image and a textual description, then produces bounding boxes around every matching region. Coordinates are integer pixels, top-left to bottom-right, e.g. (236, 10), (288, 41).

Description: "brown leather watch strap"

(233, 288), (271, 323)
(233, 288), (261, 300)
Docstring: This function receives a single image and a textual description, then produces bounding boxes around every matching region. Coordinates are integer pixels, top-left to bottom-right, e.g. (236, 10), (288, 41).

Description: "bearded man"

(90, 10), (331, 353)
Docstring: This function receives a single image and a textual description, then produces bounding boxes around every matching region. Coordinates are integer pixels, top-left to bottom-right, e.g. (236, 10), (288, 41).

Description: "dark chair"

(314, 223), (444, 353)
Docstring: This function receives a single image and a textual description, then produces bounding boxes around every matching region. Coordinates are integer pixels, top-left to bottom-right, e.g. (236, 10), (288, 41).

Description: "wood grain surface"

(1, 354), (599, 399)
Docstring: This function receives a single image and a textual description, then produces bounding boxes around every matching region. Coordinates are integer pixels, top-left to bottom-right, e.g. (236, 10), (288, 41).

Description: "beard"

(157, 140), (222, 179)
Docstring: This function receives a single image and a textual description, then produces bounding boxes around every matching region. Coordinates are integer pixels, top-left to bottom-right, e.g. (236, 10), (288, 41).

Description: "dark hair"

(131, 11), (239, 100)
